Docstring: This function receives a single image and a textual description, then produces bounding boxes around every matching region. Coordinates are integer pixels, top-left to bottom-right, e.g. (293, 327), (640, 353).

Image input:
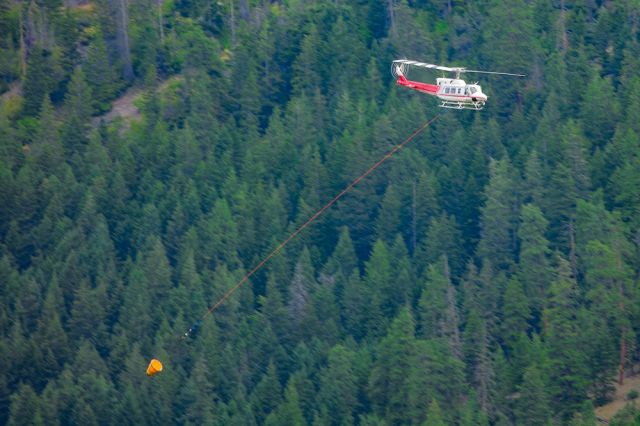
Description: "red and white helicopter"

(392, 59), (525, 110)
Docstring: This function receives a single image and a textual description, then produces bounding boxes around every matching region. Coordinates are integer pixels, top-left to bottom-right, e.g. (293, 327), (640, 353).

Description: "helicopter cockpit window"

(469, 86), (478, 94)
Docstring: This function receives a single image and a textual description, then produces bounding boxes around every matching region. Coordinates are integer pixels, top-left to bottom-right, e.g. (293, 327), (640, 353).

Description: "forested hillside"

(1, 0), (640, 424)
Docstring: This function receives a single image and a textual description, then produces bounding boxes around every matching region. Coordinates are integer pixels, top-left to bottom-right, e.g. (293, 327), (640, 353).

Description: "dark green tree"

(85, 27), (119, 113)
(362, 240), (394, 336)
(418, 213), (465, 279)
(250, 361), (283, 424)
(500, 278), (531, 348)
(60, 67), (93, 157)
(581, 74), (620, 147)
(22, 44), (61, 116)
(418, 257), (461, 357)
(368, 308), (416, 424)
(7, 383), (43, 426)
(423, 398), (446, 426)
(544, 255), (590, 418)
(265, 379), (305, 426)
(477, 158), (518, 271)
(407, 339), (464, 423)
(374, 184), (402, 245)
(517, 203), (551, 327)
(514, 364), (551, 426)
(318, 344), (358, 425)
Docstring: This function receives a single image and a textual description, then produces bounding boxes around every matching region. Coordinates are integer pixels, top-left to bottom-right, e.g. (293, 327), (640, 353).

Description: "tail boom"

(396, 74), (439, 95)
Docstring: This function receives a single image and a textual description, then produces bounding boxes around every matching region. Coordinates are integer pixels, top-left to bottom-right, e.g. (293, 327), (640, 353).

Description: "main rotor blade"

(462, 69), (526, 77)
(393, 59), (463, 73)
(393, 59), (526, 77)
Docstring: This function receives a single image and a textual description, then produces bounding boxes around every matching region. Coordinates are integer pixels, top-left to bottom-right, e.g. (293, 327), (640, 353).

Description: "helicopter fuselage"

(396, 72), (488, 110)
(435, 78), (487, 104)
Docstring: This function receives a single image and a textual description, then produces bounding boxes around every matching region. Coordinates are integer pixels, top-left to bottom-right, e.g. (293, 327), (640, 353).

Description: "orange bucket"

(146, 359), (163, 377)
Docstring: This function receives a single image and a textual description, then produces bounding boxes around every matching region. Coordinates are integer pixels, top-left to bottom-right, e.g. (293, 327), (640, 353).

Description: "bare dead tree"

(387, 0), (397, 38)
(558, 0), (568, 54)
(229, 0), (236, 47)
(19, 6), (27, 78)
(239, 0), (249, 21)
(158, 0), (164, 43)
(115, 0), (134, 81)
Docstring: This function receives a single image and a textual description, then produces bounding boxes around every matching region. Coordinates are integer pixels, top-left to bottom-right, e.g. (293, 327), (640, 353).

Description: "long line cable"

(184, 114), (439, 337)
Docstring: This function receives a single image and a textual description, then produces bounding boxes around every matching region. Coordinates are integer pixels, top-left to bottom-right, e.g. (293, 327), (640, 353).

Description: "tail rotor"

(391, 61), (408, 80)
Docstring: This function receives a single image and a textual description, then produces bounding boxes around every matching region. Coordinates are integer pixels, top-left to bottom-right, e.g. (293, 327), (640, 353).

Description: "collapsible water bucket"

(146, 359), (163, 377)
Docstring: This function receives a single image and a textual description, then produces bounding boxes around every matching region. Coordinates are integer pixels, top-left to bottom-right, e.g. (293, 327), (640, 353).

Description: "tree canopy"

(1, 0), (640, 424)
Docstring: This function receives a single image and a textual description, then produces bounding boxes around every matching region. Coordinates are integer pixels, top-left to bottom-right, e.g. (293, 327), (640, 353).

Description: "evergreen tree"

(288, 247), (316, 336)
(462, 308), (494, 413)
(418, 257), (461, 357)
(34, 279), (69, 380)
(374, 184), (402, 245)
(362, 240), (393, 336)
(68, 280), (108, 346)
(545, 255), (590, 418)
(265, 379), (306, 426)
(407, 339), (464, 423)
(481, 0), (538, 114)
(561, 121), (591, 199)
(477, 158), (518, 271)
(418, 213), (465, 279)
(85, 27), (119, 113)
(341, 271), (368, 340)
(7, 383), (44, 426)
(368, 308), (416, 424)
(60, 67), (93, 158)
(543, 162), (577, 251)
(581, 74), (620, 147)
(610, 157), (640, 231)
(250, 361), (282, 424)
(500, 278), (531, 348)
(31, 96), (64, 176)
(323, 226), (358, 288)
(514, 364), (551, 426)
(517, 203), (551, 328)
(318, 344), (358, 425)
(423, 399), (446, 426)
(22, 44), (61, 116)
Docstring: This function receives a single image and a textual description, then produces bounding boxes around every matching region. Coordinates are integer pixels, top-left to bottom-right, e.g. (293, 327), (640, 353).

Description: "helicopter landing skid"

(439, 100), (485, 110)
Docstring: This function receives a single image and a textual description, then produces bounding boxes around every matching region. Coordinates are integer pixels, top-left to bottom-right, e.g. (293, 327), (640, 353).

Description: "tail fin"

(395, 65), (408, 83)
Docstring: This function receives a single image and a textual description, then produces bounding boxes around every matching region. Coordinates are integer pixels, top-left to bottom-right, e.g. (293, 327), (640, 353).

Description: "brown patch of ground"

(0, 81), (21, 100)
(73, 2), (95, 11)
(595, 372), (640, 422)
(0, 82), (22, 117)
(93, 87), (141, 129)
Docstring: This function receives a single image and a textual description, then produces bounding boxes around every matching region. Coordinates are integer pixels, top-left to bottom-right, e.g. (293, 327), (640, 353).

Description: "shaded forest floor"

(596, 369), (640, 422)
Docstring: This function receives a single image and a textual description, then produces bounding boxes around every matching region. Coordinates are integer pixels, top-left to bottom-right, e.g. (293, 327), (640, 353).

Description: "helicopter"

(392, 59), (525, 110)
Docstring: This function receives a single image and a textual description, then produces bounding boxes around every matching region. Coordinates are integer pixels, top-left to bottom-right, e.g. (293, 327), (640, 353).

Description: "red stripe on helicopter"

(396, 75), (439, 94)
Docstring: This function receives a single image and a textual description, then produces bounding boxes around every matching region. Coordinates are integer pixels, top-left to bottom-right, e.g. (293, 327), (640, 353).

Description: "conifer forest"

(2, 0), (640, 424)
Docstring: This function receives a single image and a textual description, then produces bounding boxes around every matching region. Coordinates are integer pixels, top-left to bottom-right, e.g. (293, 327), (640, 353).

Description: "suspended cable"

(184, 114), (440, 338)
